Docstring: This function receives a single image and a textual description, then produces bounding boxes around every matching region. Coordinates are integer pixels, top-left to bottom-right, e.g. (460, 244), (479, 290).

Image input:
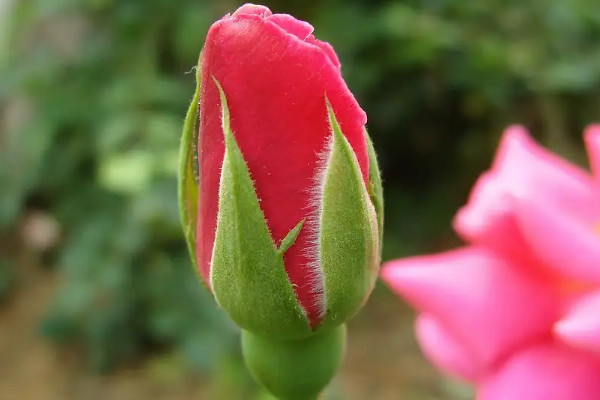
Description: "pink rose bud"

(382, 125), (600, 399)
(179, 3), (382, 339)
(179, 6), (383, 398)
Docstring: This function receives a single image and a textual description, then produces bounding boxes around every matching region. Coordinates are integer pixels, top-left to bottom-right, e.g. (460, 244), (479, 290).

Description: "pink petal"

(381, 247), (559, 369)
(516, 198), (600, 283)
(415, 314), (483, 382)
(478, 342), (600, 400)
(455, 126), (600, 250)
(585, 124), (600, 181)
(492, 126), (599, 221)
(267, 14), (314, 40)
(231, 4), (272, 17)
(453, 172), (535, 259)
(555, 290), (600, 356)
(305, 36), (341, 69)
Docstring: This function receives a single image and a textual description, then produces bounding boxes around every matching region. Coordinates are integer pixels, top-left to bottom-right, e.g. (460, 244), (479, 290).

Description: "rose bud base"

(242, 325), (346, 400)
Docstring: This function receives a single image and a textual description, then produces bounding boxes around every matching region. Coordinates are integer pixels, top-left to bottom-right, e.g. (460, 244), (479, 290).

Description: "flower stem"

(241, 325), (346, 400)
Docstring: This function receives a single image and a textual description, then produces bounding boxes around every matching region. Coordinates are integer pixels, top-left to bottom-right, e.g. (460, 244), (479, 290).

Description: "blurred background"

(2, 0), (600, 399)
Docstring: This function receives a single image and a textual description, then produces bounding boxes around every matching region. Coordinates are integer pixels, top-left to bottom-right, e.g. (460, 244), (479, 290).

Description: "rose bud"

(178, 4), (382, 399)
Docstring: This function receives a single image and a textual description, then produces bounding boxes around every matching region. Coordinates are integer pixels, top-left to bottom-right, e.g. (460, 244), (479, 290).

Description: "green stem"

(242, 325), (346, 400)
(276, 397), (318, 400)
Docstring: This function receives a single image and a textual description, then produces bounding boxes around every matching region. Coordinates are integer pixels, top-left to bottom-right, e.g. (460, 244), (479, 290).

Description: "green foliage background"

(1, 0), (600, 394)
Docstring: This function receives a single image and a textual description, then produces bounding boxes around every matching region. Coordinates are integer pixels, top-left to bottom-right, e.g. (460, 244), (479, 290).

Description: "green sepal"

(316, 106), (380, 332)
(178, 55), (202, 275)
(210, 79), (311, 340)
(365, 130), (384, 249)
(277, 219), (305, 256)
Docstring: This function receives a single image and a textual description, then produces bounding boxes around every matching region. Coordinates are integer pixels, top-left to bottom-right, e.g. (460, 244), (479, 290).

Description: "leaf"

(210, 79), (311, 339)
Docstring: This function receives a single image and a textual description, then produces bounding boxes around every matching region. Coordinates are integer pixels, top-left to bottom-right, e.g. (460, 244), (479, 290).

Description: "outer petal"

(478, 342), (600, 400)
(585, 124), (600, 181)
(453, 172), (534, 259)
(305, 36), (341, 70)
(267, 14), (313, 40)
(555, 290), (600, 356)
(491, 126), (600, 221)
(197, 9), (368, 322)
(381, 247), (559, 369)
(415, 314), (483, 382)
(455, 126), (600, 252)
(231, 4), (272, 17)
(516, 198), (600, 283)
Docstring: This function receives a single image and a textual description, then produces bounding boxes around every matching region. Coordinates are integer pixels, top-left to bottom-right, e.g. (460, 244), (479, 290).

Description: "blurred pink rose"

(382, 125), (600, 400)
